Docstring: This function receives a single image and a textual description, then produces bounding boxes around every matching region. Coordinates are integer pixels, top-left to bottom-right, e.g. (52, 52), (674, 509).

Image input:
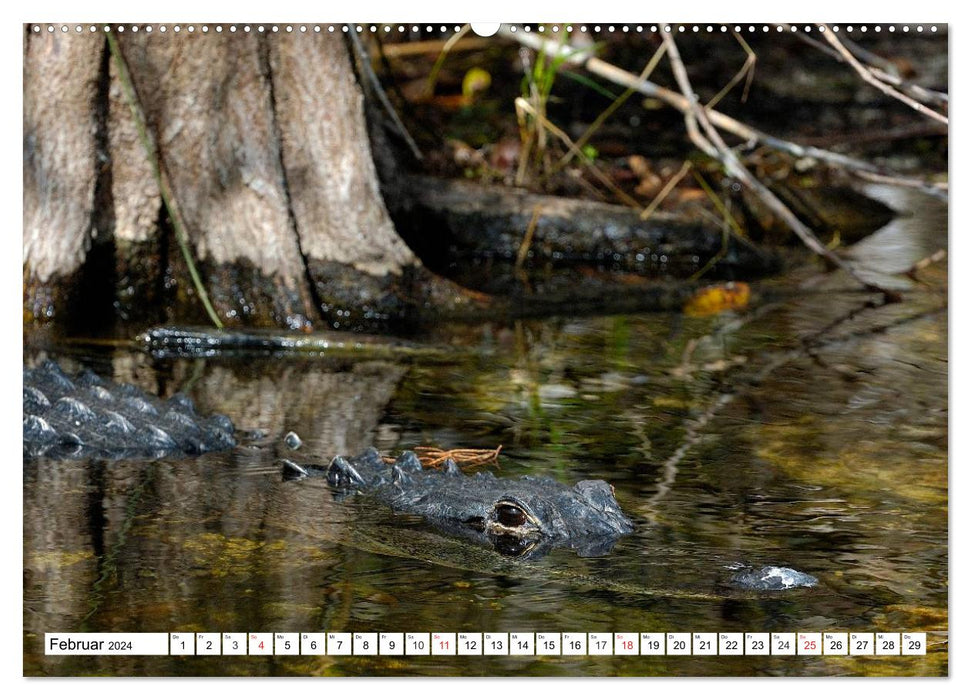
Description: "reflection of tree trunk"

(23, 461), (101, 634)
(188, 361), (407, 456)
(23, 353), (407, 671)
(23, 29), (472, 331)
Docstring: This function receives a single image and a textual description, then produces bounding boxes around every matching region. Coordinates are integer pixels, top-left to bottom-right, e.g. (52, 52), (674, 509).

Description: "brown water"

(23, 186), (947, 676)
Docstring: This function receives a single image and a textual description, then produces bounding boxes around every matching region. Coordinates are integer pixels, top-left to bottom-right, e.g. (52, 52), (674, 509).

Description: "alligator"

(282, 447), (635, 557)
(23, 360), (236, 460)
(22, 360), (816, 586)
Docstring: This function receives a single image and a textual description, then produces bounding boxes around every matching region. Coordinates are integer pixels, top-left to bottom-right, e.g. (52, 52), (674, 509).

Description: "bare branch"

(782, 24), (949, 108)
(660, 32), (898, 299)
(821, 25), (948, 125)
(557, 41), (668, 170)
(640, 160), (692, 221)
(348, 31), (423, 161)
(514, 96), (643, 209)
(498, 27), (946, 200)
(706, 31), (756, 109)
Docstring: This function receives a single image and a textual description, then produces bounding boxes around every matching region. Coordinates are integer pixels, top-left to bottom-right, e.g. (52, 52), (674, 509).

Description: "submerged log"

(393, 175), (784, 279)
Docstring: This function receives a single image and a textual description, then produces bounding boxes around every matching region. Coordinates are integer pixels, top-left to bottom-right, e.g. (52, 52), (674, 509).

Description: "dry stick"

(640, 159), (692, 220)
(380, 37), (493, 58)
(799, 123), (948, 148)
(686, 171), (741, 281)
(691, 170), (746, 241)
(514, 97), (643, 210)
(856, 169), (948, 192)
(349, 31), (423, 161)
(556, 41), (668, 170)
(499, 28), (946, 200)
(904, 248), (947, 279)
(660, 32), (897, 300)
(821, 26), (948, 125)
(705, 31), (756, 109)
(105, 30), (223, 329)
(783, 25), (949, 108)
(830, 31), (904, 79)
(515, 206), (542, 271)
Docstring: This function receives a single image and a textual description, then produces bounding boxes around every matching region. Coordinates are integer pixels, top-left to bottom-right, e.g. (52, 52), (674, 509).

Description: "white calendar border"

(8, 0), (959, 697)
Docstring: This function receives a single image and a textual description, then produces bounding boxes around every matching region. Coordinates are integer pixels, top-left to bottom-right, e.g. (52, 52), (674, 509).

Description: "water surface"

(23, 186), (947, 676)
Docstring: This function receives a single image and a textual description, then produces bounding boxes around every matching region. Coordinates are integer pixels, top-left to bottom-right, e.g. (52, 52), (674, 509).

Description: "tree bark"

(23, 30), (103, 321)
(23, 27), (470, 331)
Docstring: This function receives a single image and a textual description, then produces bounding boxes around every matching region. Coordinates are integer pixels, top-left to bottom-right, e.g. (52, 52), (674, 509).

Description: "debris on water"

(381, 445), (503, 469)
(683, 281), (751, 317)
(281, 458), (310, 479)
(284, 431), (302, 450)
(728, 565), (818, 591)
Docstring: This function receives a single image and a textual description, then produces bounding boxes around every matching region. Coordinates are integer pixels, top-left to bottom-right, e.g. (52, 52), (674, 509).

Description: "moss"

(180, 533), (290, 578)
(25, 550), (95, 569)
(754, 420), (947, 506)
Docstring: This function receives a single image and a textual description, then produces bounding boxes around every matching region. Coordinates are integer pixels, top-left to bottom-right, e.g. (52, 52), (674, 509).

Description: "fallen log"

(393, 175), (783, 280)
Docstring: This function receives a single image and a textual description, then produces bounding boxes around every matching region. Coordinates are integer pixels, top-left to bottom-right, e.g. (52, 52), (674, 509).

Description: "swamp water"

(23, 187), (947, 676)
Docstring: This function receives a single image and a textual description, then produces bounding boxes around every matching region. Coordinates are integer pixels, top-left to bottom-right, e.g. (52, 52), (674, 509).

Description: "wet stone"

(284, 431), (302, 449)
(729, 566), (818, 591)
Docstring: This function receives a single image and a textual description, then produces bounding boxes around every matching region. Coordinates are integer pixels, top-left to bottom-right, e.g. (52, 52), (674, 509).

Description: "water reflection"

(24, 190), (947, 676)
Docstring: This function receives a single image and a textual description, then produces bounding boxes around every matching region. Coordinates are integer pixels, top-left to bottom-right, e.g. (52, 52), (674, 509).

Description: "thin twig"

(691, 170), (746, 240)
(782, 24), (949, 108)
(105, 29), (223, 329)
(640, 159), (692, 221)
(498, 28), (946, 200)
(380, 36), (493, 58)
(855, 169), (948, 192)
(556, 42), (668, 170)
(515, 206), (541, 270)
(348, 31), (423, 161)
(706, 31), (756, 109)
(686, 171), (741, 281)
(661, 32), (898, 300)
(821, 26), (947, 125)
(798, 123), (947, 147)
(514, 97), (643, 209)
(902, 248), (946, 280)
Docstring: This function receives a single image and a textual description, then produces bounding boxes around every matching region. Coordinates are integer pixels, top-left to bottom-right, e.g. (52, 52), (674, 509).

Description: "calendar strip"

(44, 632), (929, 656)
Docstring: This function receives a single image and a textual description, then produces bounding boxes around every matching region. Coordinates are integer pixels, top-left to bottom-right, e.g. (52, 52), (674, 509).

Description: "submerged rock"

(729, 565), (818, 591)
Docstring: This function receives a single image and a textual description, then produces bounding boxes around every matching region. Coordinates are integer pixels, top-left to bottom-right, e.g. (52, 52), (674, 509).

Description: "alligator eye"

(495, 502), (528, 528)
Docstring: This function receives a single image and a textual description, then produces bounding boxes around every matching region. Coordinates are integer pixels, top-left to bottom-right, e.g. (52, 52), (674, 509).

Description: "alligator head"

(449, 475), (635, 557)
(286, 448), (634, 558)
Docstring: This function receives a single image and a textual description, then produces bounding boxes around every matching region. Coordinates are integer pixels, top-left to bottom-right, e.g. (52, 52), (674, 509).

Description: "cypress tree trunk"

(23, 26), (473, 332)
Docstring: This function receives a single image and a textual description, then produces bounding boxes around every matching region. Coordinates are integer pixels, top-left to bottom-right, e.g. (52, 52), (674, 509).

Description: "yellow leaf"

(462, 67), (492, 100)
(683, 281), (751, 317)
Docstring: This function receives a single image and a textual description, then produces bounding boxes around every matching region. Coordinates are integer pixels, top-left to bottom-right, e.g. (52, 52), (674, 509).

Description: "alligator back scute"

(23, 360), (237, 460)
